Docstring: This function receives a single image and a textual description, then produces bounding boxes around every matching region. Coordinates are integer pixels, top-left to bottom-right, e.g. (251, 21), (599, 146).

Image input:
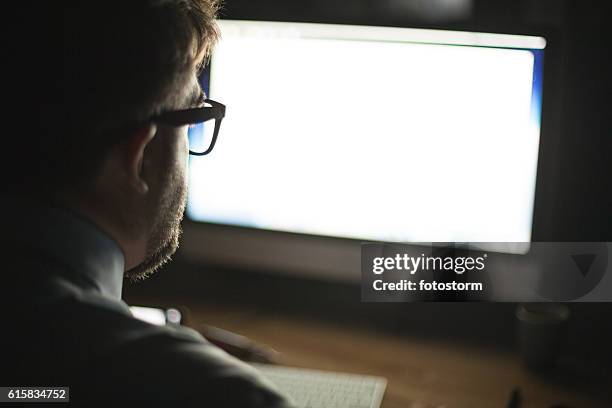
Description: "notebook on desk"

(252, 363), (387, 408)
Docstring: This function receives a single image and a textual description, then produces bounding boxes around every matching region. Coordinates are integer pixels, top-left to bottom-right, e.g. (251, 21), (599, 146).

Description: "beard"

(124, 169), (188, 282)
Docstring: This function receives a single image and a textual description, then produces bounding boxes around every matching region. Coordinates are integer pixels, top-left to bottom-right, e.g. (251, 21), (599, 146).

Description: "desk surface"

(131, 299), (610, 408)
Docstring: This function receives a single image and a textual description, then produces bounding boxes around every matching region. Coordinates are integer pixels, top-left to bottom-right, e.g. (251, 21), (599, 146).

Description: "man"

(0, 1), (294, 406)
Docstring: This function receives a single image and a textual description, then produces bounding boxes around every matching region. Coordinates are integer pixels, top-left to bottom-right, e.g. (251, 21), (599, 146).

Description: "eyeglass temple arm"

(154, 100), (225, 126)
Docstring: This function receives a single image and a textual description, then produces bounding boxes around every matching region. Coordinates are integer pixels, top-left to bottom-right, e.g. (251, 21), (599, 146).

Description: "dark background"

(125, 0), (612, 384)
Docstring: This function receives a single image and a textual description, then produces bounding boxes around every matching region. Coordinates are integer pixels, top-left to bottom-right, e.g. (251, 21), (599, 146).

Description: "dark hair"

(7, 0), (220, 194)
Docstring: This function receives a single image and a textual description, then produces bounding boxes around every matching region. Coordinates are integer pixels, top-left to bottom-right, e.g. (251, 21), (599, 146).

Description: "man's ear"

(125, 123), (157, 194)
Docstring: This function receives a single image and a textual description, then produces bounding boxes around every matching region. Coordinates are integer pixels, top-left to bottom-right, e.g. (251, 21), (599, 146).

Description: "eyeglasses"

(153, 98), (226, 156)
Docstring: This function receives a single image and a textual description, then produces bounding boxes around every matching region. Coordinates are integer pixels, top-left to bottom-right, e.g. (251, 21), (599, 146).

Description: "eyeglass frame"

(152, 98), (226, 156)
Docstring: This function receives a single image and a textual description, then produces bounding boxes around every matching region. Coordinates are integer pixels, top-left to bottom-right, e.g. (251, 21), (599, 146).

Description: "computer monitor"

(182, 20), (546, 281)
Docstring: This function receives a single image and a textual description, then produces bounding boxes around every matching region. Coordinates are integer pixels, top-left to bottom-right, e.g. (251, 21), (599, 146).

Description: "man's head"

(11, 1), (221, 280)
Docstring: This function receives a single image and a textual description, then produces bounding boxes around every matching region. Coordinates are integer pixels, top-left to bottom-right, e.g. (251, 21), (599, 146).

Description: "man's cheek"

(181, 128), (190, 167)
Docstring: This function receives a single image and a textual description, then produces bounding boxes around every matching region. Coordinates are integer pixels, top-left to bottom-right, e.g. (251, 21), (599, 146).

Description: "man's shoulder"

(3, 295), (293, 407)
(76, 315), (292, 406)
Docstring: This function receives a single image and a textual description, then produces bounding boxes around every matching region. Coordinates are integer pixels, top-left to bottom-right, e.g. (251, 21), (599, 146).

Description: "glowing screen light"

(188, 20), (546, 243)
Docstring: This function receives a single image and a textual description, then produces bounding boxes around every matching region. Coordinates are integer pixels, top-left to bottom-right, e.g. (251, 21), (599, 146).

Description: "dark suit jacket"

(0, 197), (294, 407)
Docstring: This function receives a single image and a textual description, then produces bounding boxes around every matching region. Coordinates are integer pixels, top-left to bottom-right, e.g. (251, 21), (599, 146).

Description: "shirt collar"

(5, 195), (126, 300)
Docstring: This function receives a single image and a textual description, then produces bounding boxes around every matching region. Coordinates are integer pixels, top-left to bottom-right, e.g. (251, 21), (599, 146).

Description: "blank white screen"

(188, 21), (544, 243)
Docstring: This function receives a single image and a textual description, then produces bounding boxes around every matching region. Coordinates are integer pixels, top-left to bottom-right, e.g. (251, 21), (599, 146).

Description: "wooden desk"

(132, 300), (610, 408)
